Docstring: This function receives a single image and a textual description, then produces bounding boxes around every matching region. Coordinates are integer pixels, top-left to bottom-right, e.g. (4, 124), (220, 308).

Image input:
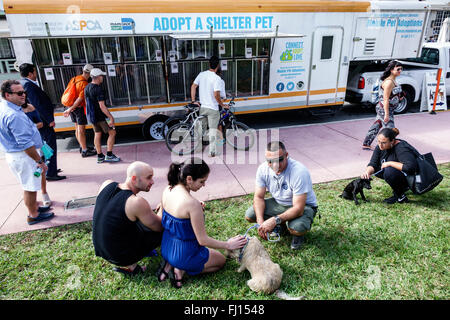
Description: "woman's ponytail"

(167, 157), (210, 189)
(168, 162), (183, 189)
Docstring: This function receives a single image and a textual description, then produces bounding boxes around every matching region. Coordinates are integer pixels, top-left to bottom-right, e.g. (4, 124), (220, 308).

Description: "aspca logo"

(110, 18), (135, 31)
(66, 20), (102, 31)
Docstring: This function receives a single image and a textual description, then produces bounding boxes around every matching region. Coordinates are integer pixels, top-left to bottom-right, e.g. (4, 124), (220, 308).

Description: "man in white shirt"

(191, 56), (227, 157)
(245, 141), (318, 250)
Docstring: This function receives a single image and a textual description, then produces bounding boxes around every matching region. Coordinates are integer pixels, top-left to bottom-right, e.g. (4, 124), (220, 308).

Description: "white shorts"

(5, 150), (42, 192)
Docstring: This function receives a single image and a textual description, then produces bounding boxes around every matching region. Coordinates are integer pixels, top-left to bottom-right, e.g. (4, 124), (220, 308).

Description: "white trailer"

(2, 0), (442, 139)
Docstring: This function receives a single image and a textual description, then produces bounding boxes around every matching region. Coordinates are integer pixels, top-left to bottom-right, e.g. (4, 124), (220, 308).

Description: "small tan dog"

(226, 236), (283, 294)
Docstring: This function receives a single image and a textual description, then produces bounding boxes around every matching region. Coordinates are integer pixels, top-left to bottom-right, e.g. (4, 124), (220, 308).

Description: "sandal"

(156, 260), (171, 282)
(169, 269), (184, 289)
(113, 265), (146, 276)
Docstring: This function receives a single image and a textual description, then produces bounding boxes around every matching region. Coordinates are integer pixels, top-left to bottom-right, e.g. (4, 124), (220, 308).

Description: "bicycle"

(165, 103), (203, 155)
(219, 97), (255, 151)
(165, 98), (255, 155)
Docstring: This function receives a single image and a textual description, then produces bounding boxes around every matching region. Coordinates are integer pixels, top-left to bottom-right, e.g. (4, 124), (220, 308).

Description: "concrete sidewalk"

(1, 111), (449, 235)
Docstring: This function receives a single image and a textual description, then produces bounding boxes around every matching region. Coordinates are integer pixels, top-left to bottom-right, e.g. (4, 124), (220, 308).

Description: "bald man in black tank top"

(92, 161), (163, 275)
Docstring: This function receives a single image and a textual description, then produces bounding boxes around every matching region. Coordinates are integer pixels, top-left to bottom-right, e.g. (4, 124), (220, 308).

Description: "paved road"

(56, 102), (421, 152)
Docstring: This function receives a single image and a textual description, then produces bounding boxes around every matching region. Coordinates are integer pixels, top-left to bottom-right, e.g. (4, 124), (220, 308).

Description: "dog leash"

(244, 223), (280, 242)
(239, 223), (281, 262)
(373, 168), (384, 176)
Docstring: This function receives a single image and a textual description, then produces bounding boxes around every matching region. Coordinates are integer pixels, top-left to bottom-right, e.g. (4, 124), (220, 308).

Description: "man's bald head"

(127, 161), (153, 178)
(126, 161), (155, 193)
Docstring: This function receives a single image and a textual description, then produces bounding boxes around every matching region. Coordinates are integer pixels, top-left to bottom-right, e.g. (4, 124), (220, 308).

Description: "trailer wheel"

(394, 87), (414, 114)
(142, 115), (169, 140)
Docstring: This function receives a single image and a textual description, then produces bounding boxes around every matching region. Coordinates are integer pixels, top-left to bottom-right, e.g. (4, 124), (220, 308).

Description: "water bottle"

(34, 160), (49, 177)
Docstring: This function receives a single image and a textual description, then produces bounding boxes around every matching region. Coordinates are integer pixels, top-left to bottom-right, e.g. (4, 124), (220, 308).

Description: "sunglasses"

(394, 67), (403, 71)
(266, 155), (286, 164)
(8, 91), (26, 96)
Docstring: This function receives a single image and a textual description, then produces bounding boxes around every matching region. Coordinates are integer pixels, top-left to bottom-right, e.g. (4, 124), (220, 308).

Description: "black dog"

(339, 178), (372, 205)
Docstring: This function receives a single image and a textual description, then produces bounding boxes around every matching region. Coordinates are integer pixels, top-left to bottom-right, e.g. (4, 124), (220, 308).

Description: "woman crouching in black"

(361, 128), (417, 204)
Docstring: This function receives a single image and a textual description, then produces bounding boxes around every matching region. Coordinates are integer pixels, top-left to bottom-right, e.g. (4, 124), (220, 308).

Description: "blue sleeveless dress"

(161, 209), (209, 275)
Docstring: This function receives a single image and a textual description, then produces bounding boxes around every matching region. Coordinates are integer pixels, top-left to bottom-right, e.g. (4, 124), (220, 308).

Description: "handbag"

(402, 142), (443, 195)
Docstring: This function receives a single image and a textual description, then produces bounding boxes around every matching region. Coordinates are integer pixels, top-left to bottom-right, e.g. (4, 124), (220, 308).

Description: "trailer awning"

(168, 31), (304, 40)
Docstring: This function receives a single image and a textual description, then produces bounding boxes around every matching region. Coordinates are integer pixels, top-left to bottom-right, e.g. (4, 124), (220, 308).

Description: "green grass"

(0, 163), (449, 300)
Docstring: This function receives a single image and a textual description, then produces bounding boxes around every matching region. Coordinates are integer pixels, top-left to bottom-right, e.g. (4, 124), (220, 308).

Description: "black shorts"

(69, 107), (88, 125)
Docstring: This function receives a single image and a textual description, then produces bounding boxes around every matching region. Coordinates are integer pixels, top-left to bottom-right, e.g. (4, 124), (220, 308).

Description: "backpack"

(61, 77), (87, 107)
(370, 78), (381, 105)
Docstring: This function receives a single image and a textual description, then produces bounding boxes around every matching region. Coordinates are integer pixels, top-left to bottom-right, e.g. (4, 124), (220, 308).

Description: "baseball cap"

(90, 68), (107, 77)
(83, 64), (94, 72)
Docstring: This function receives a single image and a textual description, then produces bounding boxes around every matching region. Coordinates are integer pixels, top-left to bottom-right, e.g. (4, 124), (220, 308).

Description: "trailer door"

(308, 27), (343, 105)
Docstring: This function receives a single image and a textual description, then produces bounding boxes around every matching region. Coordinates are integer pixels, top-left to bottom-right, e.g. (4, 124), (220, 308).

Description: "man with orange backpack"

(62, 64), (96, 158)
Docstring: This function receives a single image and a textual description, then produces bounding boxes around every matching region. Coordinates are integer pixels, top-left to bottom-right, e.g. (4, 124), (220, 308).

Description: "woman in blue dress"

(158, 157), (247, 288)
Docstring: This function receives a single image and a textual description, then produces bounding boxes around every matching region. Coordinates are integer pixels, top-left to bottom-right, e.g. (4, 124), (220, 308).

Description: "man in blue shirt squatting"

(0, 80), (55, 225)
(245, 141), (318, 250)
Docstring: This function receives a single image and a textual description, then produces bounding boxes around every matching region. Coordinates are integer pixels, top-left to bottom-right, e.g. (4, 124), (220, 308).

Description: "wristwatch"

(275, 215), (282, 225)
(36, 159), (44, 164)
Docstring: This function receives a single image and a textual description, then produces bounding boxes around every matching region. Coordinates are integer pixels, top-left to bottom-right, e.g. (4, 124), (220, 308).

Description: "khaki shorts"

(245, 197), (317, 234)
(5, 150), (42, 192)
(93, 121), (112, 134)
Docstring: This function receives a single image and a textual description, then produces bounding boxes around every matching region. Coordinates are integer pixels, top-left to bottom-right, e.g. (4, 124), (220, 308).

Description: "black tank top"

(92, 182), (139, 264)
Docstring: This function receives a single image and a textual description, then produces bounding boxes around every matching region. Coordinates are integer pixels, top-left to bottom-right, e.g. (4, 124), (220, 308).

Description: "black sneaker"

(384, 194), (409, 204)
(80, 146), (95, 153)
(81, 149), (97, 158)
(291, 235), (305, 250)
(397, 194), (409, 204)
(383, 195), (398, 204)
(97, 154), (105, 163)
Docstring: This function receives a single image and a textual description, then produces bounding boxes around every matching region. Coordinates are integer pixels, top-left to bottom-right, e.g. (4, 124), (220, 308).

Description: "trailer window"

(32, 35), (269, 108)
(50, 38), (70, 65)
(0, 39), (15, 59)
(167, 38), (270, 102)
(32, 39), (53, 66)
(321, 36), (333, 60)
(135, 37), (149, 61)
(101, 38), (119, 63)
(68, 38), (86, 64)
(84, 38), (103, 63)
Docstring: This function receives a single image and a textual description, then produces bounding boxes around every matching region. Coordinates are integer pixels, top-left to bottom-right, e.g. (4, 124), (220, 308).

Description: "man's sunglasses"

(8, 91), (26, 96)
(266, 155), (286, 164)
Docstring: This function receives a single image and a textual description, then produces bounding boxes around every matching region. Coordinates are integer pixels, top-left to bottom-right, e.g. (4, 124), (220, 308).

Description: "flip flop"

(156, 260), (170, 282)
(113, 265), (146, 276)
